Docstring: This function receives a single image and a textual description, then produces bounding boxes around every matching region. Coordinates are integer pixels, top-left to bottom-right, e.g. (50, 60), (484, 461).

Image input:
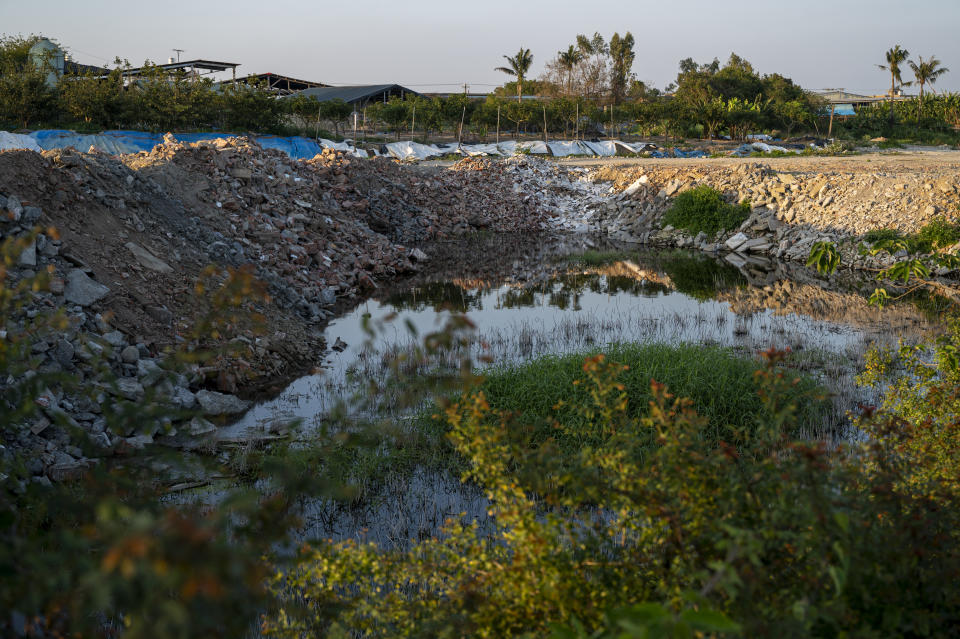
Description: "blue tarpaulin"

(24, 130), (328, 160)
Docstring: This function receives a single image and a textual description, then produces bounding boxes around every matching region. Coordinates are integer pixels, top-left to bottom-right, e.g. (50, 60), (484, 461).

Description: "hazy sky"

(4, 0), (959, 95)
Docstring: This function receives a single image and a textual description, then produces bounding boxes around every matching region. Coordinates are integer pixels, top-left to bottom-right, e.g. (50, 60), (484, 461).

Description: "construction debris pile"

(589, 161), (960, 270)
(452, 155), (607, 232)
(0, 136), (551, 481)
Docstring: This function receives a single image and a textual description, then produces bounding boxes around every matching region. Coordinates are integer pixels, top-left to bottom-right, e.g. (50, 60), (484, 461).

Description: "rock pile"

(0, 137), (554, 482)
(589, 161), (960, 271)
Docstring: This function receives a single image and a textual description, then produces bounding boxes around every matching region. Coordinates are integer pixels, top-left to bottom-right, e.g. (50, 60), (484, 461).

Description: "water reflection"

(219, 241), (940, 549)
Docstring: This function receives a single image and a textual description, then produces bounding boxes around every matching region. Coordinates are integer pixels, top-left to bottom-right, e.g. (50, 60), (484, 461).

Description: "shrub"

(909, 216), (960, 252)
(862, 228), (902, 244)
(265, 348), (960, 638)
(661, 185), (750, 236)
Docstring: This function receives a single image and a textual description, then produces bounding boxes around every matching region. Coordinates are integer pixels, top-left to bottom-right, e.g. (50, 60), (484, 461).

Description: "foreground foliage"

(264, 341), (960, 637)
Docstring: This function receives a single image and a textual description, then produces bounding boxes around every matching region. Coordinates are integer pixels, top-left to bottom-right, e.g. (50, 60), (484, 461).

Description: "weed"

(661, 186), (750, 237)
(862, 228), (902, 244)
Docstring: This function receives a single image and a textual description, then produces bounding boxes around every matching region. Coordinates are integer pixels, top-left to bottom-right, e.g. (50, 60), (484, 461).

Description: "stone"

(5, 194), (22, 222)
(114, 377), (145, 401)
(53, 339), (75, 367)
(196, 390), (250, 416)
(168, 385), (197, 409)
(409, 248), (429, 262)
(124, 434), (153, 449)
(137, 358), (165, 384)
(186, 417), (217, 436)
(21, 206), (42, 224)
(120, 345), (140, 364)
(146, 305), (174, 324)
(102, 331), (126, 348)
(64, 269), (110, 307)
(30, 417), (51, 435)
(740, 238), (773, 253)
(125, 242), (172, 273)
(319, 286), (337, 306)
(622, 176), (648, 196)
(724, 232), (749, 251)
(18, 240), (36, 267)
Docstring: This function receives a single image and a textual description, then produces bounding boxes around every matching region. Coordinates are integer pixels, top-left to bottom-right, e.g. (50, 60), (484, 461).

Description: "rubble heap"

(589, 161), (960, 270)
(0, 137), (551, 482)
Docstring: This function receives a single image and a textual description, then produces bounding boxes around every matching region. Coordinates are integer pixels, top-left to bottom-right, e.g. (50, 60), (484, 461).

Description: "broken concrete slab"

(125, 242), (173, 273)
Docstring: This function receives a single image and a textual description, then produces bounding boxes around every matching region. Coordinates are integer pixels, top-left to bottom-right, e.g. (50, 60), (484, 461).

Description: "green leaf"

(679, 609), (741, 632)
(806, 241), (841, 274)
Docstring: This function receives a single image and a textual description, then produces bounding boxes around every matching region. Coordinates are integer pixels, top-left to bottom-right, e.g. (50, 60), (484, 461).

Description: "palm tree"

(496, 48), (534, 102)
(557, 45), (583, 96)
(909, 55), (950, 121)
(878, 45), (910, 126)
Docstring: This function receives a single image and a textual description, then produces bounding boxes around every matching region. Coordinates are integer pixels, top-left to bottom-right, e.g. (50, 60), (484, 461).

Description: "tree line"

(1, 33), (956, 145)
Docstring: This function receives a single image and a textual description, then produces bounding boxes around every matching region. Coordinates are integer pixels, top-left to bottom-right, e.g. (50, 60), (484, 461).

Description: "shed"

(229, 73), (330, 95)
(290, 84), (422, 107)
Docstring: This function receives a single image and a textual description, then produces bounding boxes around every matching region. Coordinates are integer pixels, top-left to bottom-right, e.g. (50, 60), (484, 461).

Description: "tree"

(575, 33), (609, 101)
(0, 34), (57, 128)
(608, 32), (636, 105)
(557, 45), (583, 96)
(909, 55), (950, 121)
(878, 45), (910, 127)
(58, 69), (127, 128)
(320, 99), (354, 138)
(495, 48), (534, 102)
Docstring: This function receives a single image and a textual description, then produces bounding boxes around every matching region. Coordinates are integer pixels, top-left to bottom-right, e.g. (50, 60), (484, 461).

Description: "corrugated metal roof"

(291, 84), (421, 104)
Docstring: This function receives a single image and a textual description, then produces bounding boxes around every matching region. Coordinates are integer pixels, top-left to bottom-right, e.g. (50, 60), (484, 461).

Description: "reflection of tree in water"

(383, 282), (486, 313)
(497, 274), (671, 310)
(382, 251), (740, 315)
(656, 252), (746, 301)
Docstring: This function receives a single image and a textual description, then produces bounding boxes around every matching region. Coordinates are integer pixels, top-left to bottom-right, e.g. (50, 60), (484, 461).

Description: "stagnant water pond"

(213, 235), (943, 548)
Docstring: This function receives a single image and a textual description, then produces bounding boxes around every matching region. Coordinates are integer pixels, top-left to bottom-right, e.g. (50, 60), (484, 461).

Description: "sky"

(4, 0), (959, 95)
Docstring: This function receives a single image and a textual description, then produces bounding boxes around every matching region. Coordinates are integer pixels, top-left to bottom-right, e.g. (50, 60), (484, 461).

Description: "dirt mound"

(0, 137), (549, 394)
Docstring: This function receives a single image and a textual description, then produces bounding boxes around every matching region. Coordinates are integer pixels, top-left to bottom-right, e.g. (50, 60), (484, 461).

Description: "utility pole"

(172, 48), (184, 63)
(543, 104), (548, 143)
(462, 82), (469, 95)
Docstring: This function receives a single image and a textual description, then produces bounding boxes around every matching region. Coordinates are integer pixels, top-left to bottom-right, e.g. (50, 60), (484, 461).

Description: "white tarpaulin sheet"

(0, 131), (43, 152)
(547, 141), (593, 157)
(517, 141), (551, 155)
(458, 143), (503, 156)
(582, 140), (619, 156)
(729, 142), (796, 157)
(384, 141), (445, 160)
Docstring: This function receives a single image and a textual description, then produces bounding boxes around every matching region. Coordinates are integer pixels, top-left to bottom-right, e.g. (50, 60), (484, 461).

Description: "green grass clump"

(862, 228), (903, 244)
(473, 343), (825, 454)
(909, 217), (960, 252)
(661, 185), (750, 237)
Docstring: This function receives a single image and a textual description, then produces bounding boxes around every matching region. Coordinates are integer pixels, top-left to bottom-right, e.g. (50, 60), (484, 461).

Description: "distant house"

(29, 38), (109, 87)
(289, 84), (422, 107)
(814, 89), (914, 116)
